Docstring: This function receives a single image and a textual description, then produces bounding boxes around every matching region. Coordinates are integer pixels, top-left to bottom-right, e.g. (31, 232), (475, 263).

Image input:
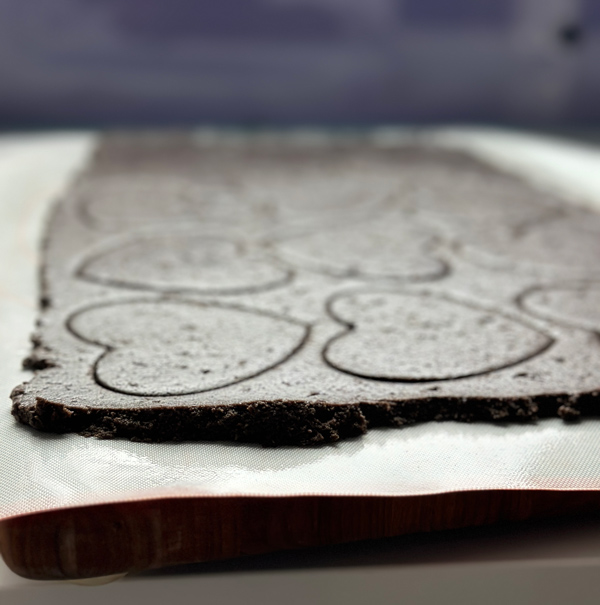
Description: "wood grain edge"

(2, 490), (600, 581)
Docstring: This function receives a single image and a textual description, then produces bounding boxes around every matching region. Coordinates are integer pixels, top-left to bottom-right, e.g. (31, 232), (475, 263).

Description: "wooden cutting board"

(2, 490), (600, 581)
(4, 133), (600, 583)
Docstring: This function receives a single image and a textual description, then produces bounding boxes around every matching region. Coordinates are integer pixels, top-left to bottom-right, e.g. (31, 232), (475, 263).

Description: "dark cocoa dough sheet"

(11, 134), (600, 445)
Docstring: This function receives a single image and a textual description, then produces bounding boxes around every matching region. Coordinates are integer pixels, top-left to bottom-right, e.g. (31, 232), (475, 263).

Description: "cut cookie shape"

(77, 175), (249, 231)
(245, 170), (392, 230)
(324, 292), (553, 382)
(68, 301), (309, 396)
(519, 284), (600, 332)
(461, 213), (600, 276)
(78, 234), (291, 295)
(274, 220), (447, 282)
(406, 164), (562, 225)
(214, 145), (435, 231)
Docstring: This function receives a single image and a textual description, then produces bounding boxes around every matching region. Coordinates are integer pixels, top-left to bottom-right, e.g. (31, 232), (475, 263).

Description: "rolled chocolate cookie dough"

(12, 134), (600, 445)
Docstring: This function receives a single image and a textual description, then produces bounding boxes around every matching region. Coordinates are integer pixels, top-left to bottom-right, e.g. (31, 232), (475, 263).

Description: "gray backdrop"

(0, 0), (598, 127)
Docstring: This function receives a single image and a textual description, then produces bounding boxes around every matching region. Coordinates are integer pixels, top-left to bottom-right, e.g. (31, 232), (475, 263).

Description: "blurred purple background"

(0, 0), (598, 128)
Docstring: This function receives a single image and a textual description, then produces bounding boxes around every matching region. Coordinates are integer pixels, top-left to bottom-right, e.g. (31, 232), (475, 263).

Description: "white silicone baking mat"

(2, 128), (600, 520)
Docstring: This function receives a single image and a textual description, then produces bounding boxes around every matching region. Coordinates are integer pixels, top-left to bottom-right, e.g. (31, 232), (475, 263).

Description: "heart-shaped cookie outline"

(517, 282), (600, 334)
(66, 298), (311, 396)
(271, 220), (451, 283)
(322, 289), (555, 383)
(75, 230), (294, 296)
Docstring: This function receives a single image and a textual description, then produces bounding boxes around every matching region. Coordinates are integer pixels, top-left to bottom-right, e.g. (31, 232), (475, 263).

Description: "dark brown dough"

(11, 134), (600, 445)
